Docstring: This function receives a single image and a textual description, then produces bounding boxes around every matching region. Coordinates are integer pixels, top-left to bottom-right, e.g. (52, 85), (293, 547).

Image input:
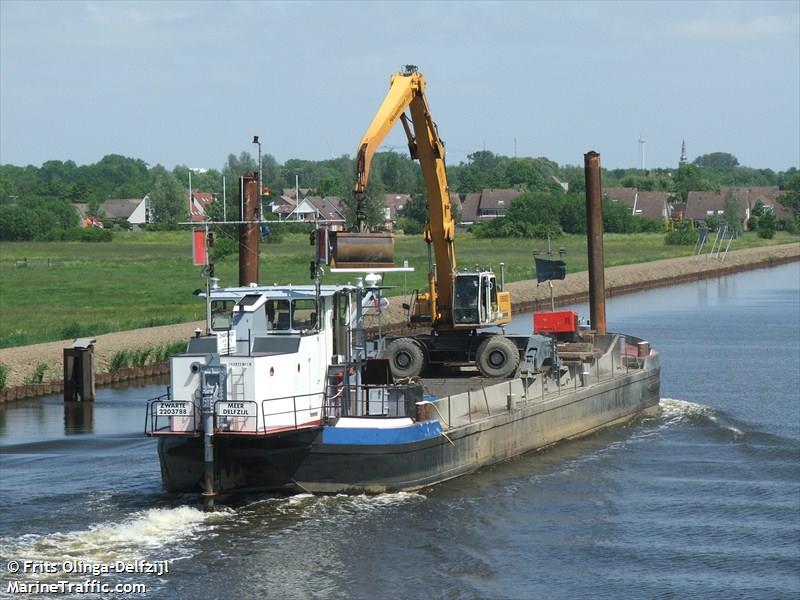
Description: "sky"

(1, 1), (798, 172)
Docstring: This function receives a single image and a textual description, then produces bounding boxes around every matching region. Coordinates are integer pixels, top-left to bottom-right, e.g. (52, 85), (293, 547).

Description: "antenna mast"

(638, 131), (646, 171)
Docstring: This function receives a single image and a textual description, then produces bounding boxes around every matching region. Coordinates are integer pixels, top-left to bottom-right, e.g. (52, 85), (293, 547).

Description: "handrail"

(145, 394), (199, 436)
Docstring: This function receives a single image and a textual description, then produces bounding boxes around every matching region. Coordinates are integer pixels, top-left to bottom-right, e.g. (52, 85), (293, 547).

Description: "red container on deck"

(533, 310), (578, 334)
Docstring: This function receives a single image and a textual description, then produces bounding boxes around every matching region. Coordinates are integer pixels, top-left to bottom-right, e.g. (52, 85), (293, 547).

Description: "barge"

(145, 69), (660, 497)
(145, 281), (660, 497)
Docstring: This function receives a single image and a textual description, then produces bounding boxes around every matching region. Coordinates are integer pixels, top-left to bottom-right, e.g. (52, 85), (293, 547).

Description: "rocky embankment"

(1, 243), (798, 398)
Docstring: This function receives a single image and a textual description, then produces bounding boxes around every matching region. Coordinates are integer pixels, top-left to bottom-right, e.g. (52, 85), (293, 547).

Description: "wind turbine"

(638, 131), (646, 171)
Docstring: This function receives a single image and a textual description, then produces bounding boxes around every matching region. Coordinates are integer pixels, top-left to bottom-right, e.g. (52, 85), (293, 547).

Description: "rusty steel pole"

(239, 173), (259, 286)
(584, 151), (607, 334)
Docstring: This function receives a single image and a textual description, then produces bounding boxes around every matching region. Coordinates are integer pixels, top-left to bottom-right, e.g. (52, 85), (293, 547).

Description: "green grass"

(0, 229), (796, 348)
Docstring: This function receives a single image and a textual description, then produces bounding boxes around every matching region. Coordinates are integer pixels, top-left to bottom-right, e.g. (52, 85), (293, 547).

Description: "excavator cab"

(452, 271), (512, 328)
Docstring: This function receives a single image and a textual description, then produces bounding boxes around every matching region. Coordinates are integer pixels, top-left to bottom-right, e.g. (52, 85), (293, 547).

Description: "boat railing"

(213, 400), (260, 434)
(323, 383), (422, 419)
(145, 393), (200, 436)
(213, 391), (325, 435)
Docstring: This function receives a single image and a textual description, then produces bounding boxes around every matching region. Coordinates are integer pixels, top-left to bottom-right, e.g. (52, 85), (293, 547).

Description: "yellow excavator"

(337, 65), (522, 379)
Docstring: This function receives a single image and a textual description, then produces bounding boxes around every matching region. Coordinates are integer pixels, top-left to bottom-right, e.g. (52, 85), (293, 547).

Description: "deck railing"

(322, 383), (422, 419)
(145, 393), (200, 436)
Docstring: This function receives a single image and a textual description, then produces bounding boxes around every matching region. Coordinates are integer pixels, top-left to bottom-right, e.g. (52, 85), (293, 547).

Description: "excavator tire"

(476, 335), (520, 378)
(384, 337), (426, 379)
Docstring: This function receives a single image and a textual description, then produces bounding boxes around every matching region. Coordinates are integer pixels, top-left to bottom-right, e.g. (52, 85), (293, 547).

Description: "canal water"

(1, 263), (798, 599)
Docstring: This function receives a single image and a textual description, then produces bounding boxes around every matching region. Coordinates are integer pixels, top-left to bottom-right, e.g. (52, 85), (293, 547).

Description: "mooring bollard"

(63, 338), (96, 402)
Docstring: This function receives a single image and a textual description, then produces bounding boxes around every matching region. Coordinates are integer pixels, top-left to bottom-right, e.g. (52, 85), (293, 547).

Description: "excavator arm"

(353, 66), (457, 326)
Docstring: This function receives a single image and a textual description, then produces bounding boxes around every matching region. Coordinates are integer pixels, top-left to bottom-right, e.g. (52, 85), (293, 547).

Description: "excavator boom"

(359, 67), (515, 380)
(352, 66), (457, 325)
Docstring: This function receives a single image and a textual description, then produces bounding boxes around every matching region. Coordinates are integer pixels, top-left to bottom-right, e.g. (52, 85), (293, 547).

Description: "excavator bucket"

(330, 232), (395, 269)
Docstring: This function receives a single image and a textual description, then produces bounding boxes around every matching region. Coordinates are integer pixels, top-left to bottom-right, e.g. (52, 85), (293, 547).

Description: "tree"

(558, 194), (586, 234)
(222, 152), (258, 191)
(675, 164), (711, 202)
(603, 198), (639, 233)
(375, 151), (418, 192)
(316, 175), (345, 198)
(757, 211), (777, 239)
(149, 166), (185, 224)
(780, 172), (800, 219)
(723, 191), (743, 237)
(395, 192), (429, 233)
(0, 198), (75, 241)
(341, 176), (385, 230)
(693, 152), (739, 170)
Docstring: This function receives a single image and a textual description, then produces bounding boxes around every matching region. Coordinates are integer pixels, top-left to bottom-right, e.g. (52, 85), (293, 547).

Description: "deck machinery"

(331, 66), (520, 379)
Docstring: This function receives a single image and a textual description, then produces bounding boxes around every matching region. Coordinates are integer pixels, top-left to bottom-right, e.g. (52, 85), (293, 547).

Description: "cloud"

(674, 14), (799, 42)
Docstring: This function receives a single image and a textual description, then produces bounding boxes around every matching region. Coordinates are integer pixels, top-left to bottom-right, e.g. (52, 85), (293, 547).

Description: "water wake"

(242, 491), (425, 523)
(656, 398), (745, 440)
(527, 397), (749, 483)
(1, 506), (229, 567)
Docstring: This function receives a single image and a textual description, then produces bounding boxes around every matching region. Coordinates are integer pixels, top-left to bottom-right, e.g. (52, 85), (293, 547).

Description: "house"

(189, 191), (214, 222)
(449, 192), (462, 219)
(670, 202), (687, 221)
(459, 188), (523, 225)
(382, 193), (412, 230)
(738, 186), (790, 220)
(604, 187), (669, 222)
(602, 187), (638, 208)
(460, 192), (480, 225)
(686, 189), (752, 230)
(287, 196), (346, 230)
(270, 195), (297, 217)
(99, 196), (150, 225)
(633, 192), (670, 221)
(268, 187), (313, 217)
(281, 187), (312, 202)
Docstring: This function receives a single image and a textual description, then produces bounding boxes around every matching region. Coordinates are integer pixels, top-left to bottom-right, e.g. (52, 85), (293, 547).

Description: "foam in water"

(658, 397), (716, 422)
(658, 398), (745, 440)
(529, 397), (744, 483)
(243, 491), (425, 524)
(1, 506), (228, 567)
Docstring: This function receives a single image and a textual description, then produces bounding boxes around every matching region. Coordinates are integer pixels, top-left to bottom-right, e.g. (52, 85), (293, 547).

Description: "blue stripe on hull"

(322, 421), (443, 445)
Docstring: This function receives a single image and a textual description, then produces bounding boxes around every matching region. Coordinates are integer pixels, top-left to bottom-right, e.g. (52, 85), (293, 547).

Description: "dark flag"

(535, 257), (566, 283)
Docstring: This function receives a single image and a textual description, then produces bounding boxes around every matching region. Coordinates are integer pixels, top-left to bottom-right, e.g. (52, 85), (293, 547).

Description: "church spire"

(679, 139), (688, 166)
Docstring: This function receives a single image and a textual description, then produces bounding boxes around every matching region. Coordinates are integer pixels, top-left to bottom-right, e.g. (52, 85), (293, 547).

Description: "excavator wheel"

(384, 337), (426, 379)
(476, 335), (520, 378)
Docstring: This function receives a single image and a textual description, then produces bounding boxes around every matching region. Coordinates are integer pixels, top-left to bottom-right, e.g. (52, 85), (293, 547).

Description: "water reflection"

(63, 401), (94, 435)
(697, 279), (708, 307)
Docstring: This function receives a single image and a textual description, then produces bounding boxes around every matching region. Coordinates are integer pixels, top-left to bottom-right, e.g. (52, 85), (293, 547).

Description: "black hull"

(158, 366), (660, 495)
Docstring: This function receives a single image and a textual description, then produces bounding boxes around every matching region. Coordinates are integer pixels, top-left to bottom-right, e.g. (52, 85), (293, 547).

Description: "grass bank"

(0, 230), (796, 348)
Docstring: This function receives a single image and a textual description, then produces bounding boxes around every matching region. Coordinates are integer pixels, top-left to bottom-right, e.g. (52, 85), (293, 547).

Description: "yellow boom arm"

(354, 66), (457, 326)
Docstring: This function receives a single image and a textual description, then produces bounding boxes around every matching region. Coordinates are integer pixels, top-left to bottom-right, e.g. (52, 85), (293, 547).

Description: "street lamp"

(252, 135), (262, 221)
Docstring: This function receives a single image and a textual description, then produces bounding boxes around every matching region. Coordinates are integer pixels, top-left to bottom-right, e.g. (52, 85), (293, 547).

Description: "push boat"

(145, 280), (661, 498)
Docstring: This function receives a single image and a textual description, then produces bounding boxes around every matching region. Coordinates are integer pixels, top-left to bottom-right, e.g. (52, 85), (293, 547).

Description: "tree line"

(1, 149), (798, 241)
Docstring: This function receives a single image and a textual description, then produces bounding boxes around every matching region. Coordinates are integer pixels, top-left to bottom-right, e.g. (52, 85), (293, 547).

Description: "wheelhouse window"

(292, 299), (318, 330)
(210, 300), (235, 331)
(266, 299), (291, 330)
